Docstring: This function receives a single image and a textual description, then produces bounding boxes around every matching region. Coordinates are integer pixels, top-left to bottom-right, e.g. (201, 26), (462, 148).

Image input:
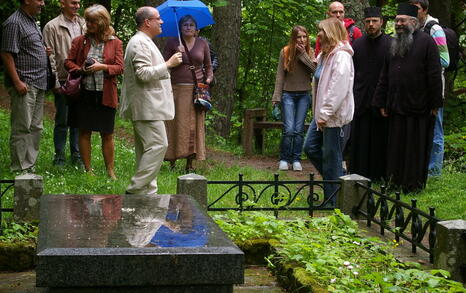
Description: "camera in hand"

(85, 57), (95, 68)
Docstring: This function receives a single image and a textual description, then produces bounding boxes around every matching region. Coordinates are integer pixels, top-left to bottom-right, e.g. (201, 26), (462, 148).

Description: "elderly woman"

(65, 4), (123, 179)
(303, 18), (354, 205)
(272, 25), (316, 172)
(163, 15), (213, 173)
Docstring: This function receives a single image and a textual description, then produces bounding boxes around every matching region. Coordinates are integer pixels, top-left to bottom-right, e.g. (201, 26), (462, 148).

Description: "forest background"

(0, 0), (464, 168)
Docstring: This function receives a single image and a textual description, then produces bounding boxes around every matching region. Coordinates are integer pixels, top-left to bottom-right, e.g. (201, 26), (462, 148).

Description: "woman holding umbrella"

(163, 15), (213, 172)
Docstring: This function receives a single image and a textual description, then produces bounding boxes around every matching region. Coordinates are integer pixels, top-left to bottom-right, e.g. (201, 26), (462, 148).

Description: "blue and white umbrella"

(156, 0), (215, 43)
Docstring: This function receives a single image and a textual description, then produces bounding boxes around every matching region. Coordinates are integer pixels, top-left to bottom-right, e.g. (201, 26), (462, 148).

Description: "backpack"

(424, 20), (460, 72)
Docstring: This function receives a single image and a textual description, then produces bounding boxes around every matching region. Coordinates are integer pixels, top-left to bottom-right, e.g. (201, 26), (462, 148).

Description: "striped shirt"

(1, 9), (48, 90)
(424, 15), (450, 69)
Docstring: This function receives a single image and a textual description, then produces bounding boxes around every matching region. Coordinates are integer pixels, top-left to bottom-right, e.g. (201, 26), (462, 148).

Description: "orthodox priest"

(349, 7), (392, 182)
(372, 3), (442, 193)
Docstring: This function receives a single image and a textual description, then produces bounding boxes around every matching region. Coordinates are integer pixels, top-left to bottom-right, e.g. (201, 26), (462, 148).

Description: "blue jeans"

(428, 107), (444, 176)
(54, 90), (79, 160)
(303, 119), (344, 204)
(279, 91), (310, 163)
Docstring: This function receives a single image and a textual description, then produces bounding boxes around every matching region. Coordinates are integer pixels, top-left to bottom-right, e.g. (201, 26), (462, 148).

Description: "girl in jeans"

(303, 18), (354, 205)
(272, 25), (316, 171)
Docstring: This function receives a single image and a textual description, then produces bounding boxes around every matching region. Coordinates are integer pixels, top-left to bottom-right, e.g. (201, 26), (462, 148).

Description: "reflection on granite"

(37, 194), (244, 289)
(38, 194), (215, 249)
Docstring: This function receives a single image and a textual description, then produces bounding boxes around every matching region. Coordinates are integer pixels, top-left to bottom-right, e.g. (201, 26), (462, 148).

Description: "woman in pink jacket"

(303, 18), (354, 206)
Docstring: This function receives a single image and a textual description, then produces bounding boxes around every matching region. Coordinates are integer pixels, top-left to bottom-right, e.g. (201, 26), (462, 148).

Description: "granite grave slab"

(36, 194), (244, 292)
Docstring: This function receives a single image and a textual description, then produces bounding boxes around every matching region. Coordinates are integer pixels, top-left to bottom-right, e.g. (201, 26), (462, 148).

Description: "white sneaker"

(292, 161), (303, 171)
(279, 160), (289, 171)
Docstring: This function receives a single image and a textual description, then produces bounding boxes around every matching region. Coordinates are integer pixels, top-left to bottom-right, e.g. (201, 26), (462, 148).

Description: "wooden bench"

(242, 108), (310, 156)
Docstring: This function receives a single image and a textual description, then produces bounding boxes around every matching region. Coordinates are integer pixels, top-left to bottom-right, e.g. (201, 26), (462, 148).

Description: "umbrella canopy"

(156, 0), (215, 38)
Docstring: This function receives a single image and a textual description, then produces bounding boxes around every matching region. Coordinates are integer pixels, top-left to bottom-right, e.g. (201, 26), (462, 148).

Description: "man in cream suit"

(120, 6), (182, 195)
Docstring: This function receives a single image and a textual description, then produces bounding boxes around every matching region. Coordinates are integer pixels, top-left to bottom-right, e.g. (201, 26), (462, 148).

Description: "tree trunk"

(342, 0), (370, 29)
(211, 0), (241, 138)
(428, 0), (451, 26)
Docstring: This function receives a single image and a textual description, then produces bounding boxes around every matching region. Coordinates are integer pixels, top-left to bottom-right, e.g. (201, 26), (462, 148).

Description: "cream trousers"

(126, 120), (168, 195)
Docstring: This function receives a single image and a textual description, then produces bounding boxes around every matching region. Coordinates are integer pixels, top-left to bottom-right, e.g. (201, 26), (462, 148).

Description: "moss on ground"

(0, 241), (35, 271)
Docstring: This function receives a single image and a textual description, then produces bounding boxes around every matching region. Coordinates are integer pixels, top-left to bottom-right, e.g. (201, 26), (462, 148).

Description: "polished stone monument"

(36, 194), (244, 292)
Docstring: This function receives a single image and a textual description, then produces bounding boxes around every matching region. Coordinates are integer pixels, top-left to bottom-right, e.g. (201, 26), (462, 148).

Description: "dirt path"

(0, 84), (319, 179)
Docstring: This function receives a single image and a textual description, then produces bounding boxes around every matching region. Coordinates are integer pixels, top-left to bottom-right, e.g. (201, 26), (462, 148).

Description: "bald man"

(314, 1), (363, 56)
(120, 7), (182, 195)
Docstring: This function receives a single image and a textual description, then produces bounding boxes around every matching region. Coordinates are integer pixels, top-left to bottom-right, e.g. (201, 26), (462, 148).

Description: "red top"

(65, 35), (124, 109)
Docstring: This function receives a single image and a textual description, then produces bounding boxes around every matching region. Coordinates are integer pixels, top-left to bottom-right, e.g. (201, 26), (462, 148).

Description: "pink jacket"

(312, 41), (354, 128)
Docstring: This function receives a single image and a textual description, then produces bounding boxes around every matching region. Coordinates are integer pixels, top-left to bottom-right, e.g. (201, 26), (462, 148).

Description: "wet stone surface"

(36, 194), (244, 291)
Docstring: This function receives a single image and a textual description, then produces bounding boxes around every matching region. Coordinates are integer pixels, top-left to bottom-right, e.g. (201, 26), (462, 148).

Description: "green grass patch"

(402, 171), (466, 220)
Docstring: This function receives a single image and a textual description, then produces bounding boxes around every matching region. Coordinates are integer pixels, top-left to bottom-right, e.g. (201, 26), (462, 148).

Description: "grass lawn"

(0, 107), (464, 221)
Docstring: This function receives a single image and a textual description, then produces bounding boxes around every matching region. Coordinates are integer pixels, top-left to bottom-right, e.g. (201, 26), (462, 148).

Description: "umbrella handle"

(173, 8), (183, 50)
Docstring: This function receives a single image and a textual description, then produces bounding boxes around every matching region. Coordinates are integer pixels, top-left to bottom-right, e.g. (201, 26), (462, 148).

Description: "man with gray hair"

(373, 3), (442, 193)
(120, 6), (182, 195)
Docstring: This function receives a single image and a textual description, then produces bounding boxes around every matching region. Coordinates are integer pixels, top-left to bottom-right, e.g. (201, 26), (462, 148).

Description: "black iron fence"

(0, 179), (15, 235)
(353, 182), (439, 263)
(207, 173), (340, 217)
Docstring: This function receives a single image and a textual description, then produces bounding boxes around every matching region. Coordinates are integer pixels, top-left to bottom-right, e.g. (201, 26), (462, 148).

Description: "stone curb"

(237, 239), (327, 292)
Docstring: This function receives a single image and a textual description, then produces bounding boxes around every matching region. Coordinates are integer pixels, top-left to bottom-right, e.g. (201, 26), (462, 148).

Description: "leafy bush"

(214, 211), (466, 292)
(0, 222), (37, 243)
(444, 128), (466, 173)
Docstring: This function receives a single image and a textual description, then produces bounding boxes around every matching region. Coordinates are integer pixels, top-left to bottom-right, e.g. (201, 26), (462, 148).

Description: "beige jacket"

(120, 31), (174, 121)
(43, 13), (85, 88)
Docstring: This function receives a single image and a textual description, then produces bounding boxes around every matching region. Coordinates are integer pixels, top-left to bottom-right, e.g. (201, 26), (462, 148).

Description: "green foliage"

(0, 222), (37, 243)
(215, 211), (466, 292)
(444, 129), (466, 173)
(213, 211), (289, 241)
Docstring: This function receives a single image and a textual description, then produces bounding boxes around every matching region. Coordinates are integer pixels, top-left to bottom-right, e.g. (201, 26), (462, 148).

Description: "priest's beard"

(391, 24), (415, 57)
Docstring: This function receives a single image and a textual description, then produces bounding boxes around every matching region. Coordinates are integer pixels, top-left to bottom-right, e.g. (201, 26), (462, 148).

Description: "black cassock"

(373, 31), (442, 193)
(349, 33), (393, 182)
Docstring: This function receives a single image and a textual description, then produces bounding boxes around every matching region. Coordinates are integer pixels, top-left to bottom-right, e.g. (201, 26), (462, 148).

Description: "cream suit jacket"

(120, 31), (174, 121)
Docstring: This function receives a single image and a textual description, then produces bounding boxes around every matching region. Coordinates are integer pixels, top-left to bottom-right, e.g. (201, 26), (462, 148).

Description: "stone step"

(234, 265), (284, 292)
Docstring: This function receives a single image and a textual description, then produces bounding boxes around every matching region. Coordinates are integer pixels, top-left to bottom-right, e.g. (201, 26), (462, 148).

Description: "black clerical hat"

(364, 7), (382, 18)
(396, 3), (418, 17)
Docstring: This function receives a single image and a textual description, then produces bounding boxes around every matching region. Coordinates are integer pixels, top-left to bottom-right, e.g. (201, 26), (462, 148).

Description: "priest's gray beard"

(391, 24), (415, 58)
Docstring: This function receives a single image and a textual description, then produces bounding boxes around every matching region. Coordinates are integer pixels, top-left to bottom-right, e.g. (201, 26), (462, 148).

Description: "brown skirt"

(164, 84), (206, 161)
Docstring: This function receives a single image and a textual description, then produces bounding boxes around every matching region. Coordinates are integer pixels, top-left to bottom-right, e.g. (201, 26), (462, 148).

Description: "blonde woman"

(272, 25), (316, 171)
(65, 4), (124, 179)
(303, 18), (354, 205)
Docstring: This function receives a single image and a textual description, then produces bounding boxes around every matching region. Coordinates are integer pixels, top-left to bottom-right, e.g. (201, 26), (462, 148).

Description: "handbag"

(181, 39), (212, 111)
(58, 73), (82, 101)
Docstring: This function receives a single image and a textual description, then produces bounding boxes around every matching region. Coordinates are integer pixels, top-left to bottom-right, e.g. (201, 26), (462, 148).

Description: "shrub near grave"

(214, 211), (466, 292)
(0, 222), (37, 271)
